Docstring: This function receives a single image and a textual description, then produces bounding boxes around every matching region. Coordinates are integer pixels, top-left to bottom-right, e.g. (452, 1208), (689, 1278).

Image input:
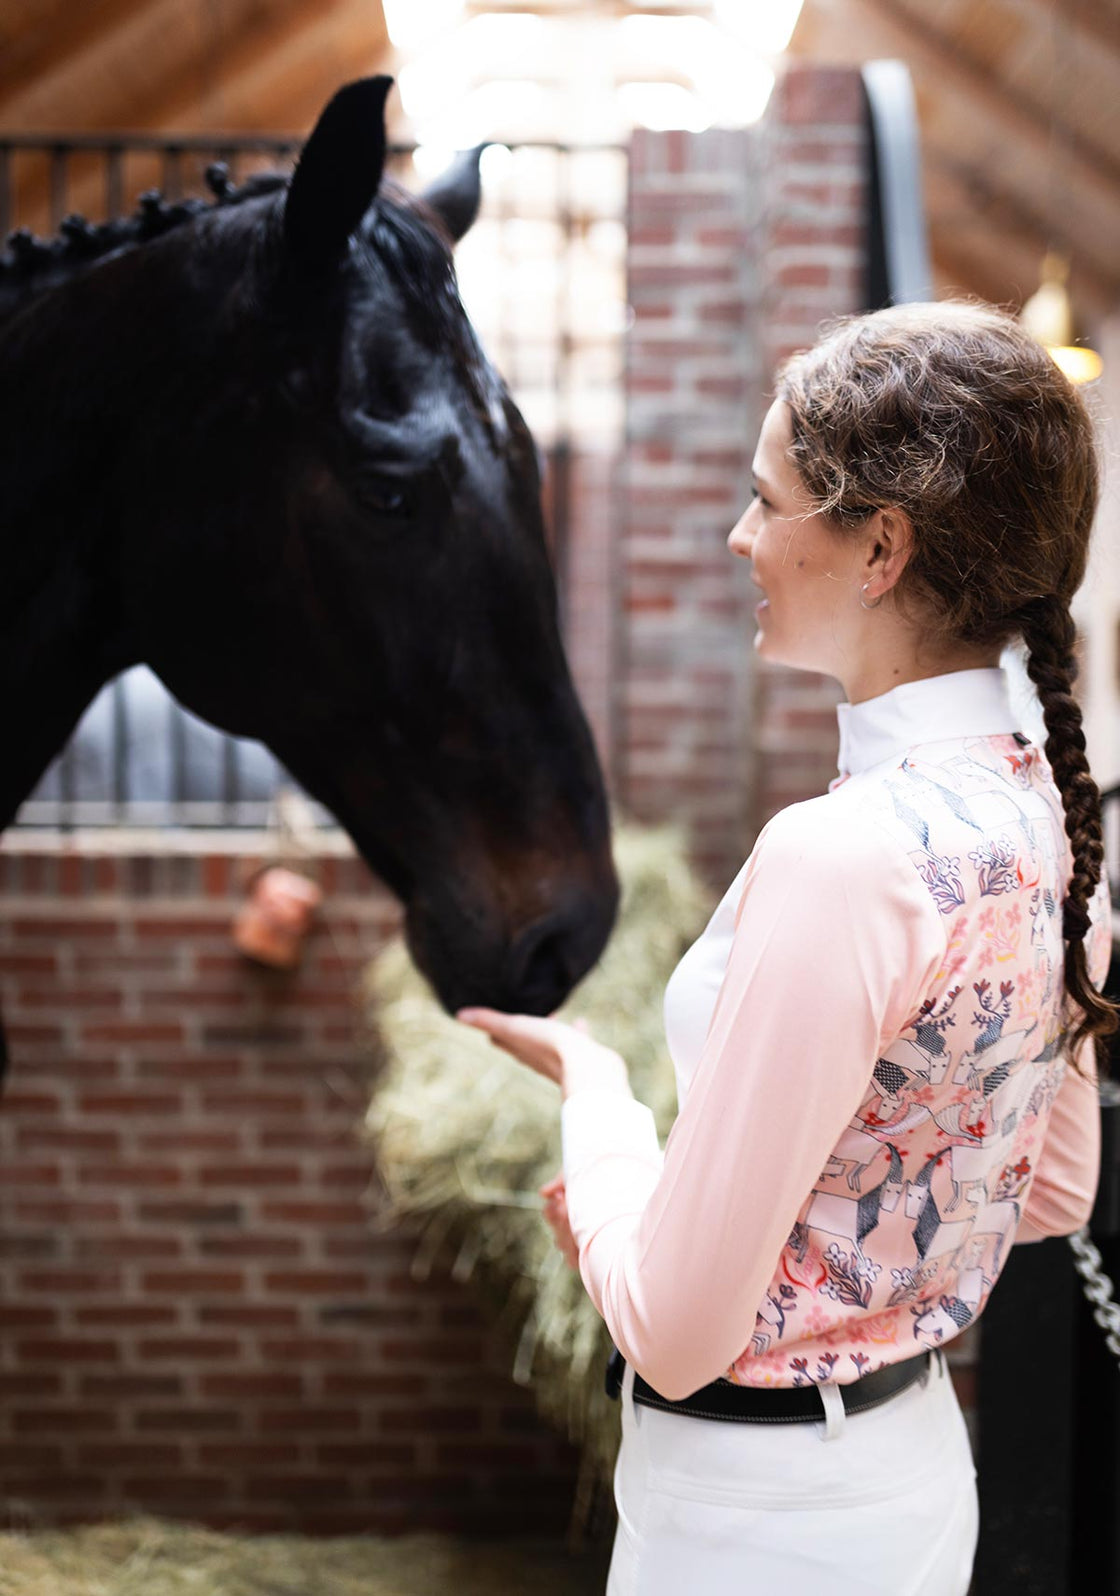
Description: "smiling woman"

(728, 397), (1002, 700)
(457, 299), (1118, 1595)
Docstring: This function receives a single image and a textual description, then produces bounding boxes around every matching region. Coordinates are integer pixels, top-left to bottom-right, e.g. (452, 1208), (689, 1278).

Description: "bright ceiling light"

(714, 0), (804, 55)
(1050, 345), (1104, 384)
(396, 6), (781, 143)
(382, 0), (466, 53)
(617, 14), (713, 64)
(397, 60), (460, 122)
(616, 14), (775, 127)
(1019, 251), (1103, 385)
(461, 12), (547, 55)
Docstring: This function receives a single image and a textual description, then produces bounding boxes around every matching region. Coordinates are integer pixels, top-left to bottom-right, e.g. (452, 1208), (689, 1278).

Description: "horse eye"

(279, 370), (316, 410)
(359, 481), (411, 519)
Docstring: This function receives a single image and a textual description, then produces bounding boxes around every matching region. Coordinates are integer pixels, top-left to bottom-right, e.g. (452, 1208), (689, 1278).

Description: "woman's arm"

(1014, 1052), (1100, 1242)
(1016, 880), (1113, 1243)
(561, 801), (947, 1401)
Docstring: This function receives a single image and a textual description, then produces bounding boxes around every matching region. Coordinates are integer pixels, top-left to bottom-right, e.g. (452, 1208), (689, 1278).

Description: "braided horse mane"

(0, 165), (287, 317)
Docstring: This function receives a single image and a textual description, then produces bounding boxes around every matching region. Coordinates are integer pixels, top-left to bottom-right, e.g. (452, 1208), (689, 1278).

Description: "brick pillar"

(620, 124), (763, 886)
(752, 65), (868, 828)
(620, 64), (868, 885)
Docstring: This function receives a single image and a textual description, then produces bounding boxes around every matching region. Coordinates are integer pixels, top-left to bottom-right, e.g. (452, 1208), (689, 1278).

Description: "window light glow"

(618, 82), (711, 132)
(714, 0), (805, 56)
(410, 143), (459, 180)
(382, 0), (465, 53)
(478, 142), (515, 185)
(395, 5), (785, 144)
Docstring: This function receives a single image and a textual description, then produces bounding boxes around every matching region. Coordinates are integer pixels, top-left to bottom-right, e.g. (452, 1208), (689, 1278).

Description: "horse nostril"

(518, 932), (569, 1011)
(509, 902), (599, 1014)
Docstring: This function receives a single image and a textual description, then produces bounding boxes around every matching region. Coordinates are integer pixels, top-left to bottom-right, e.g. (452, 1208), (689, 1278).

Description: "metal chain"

(1067, 1226), (1120, 1368)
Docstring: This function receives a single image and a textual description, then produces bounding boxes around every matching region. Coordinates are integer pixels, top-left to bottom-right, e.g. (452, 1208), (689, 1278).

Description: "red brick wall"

(0, 837), (581, 1531)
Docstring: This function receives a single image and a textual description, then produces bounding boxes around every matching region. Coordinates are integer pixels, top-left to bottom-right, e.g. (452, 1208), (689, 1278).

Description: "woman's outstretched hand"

(454, 1008), (631, 1101)
(454, 1010), (632, 1268)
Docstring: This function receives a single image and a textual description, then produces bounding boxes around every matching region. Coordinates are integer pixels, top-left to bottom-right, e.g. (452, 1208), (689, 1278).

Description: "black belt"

(605, 1346), (932, 1423)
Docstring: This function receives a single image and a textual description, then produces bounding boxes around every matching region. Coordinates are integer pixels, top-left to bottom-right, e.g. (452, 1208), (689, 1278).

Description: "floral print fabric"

(729, 731), (1111, 1387)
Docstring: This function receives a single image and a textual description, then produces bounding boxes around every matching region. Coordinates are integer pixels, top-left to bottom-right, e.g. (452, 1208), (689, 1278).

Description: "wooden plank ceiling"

(790, 0), (1120, 325)
(2, 0), (1118, 326)
(0, 0), (391, 137)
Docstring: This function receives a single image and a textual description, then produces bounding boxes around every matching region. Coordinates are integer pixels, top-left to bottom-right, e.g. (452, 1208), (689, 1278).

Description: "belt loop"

(819, 1382), (845, 1441)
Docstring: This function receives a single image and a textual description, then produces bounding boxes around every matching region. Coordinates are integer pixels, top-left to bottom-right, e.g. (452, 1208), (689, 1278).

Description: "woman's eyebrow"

(751, 469), (777, 493)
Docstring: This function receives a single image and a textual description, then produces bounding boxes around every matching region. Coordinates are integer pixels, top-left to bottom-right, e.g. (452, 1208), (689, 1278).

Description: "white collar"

(835, 667), (1020, 779)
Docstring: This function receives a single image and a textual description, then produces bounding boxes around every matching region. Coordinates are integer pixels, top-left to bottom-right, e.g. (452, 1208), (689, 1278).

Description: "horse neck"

(0, 249), (189, 828)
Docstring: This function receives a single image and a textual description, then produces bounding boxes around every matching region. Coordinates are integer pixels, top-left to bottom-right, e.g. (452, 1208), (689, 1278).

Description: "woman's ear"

(864, 506), (914, 595)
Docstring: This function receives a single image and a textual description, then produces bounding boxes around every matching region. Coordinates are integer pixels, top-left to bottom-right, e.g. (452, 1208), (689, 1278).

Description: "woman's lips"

(755, 598), (769, 615)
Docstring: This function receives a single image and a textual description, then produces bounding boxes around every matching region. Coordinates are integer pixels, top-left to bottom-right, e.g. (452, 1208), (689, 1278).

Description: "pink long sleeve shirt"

(561, 668), (1113, 1400)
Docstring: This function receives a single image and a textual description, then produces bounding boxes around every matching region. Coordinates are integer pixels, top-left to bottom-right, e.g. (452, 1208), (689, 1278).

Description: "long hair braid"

(1019, 595), (1116, 1067)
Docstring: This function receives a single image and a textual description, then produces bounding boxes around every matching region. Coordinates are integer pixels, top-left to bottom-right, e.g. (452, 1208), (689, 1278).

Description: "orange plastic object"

(232, 866), (323, 968)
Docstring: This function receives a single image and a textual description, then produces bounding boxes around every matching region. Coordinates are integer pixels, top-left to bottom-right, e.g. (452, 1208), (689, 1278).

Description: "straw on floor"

(0, 1516), (612, 1595)
(361, 822), (713, 1536)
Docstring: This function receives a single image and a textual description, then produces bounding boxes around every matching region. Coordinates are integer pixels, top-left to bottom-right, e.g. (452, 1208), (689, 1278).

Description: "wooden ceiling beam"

(927, 239), (1023, 314)
(0, 0), (277, 128)
(0, 0), (387, 133)
(150, 0), (390, 135)
(0, 0), (154, 104)
(923, 148), (1120, 315)
(792, 0), (1120, 235)
(3, 0), (390, 233)
(1061, 0), (1120, 61)
(859, 0), (1120, 201)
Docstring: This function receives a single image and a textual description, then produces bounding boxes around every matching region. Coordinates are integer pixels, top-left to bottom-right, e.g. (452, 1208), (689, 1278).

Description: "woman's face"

(727, 399), (866, 675)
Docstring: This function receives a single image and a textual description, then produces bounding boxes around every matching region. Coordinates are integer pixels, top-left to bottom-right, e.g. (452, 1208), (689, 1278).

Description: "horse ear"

(283, 77), (393, 272)
(419, 145), (486, 244)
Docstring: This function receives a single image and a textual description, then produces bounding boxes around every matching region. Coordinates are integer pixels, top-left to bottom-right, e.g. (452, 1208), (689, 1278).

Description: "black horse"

(0, 77), (618, 1062)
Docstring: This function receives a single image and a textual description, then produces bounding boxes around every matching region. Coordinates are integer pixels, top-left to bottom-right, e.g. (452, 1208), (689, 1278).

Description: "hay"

(0, 1516), (612, 1595)
(362, 823), (712, 1534)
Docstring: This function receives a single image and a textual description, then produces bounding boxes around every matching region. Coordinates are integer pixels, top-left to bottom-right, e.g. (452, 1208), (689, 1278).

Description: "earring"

(860, 582), (884, 611)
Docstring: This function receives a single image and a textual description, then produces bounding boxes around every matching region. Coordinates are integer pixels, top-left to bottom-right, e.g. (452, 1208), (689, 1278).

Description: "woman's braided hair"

(774, 298), (1117, 1075)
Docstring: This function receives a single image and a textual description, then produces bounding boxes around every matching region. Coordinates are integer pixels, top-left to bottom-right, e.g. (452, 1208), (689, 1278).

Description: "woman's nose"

(727, 509), (753, 558)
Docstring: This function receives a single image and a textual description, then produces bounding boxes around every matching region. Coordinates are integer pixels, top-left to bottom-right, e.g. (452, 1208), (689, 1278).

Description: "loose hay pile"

(0, 1516), (610, 1595)
(362, 823), (713, 1534)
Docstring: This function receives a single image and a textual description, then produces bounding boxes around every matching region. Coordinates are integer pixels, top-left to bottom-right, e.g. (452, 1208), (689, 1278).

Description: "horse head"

(4, 79), (619, 1017)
